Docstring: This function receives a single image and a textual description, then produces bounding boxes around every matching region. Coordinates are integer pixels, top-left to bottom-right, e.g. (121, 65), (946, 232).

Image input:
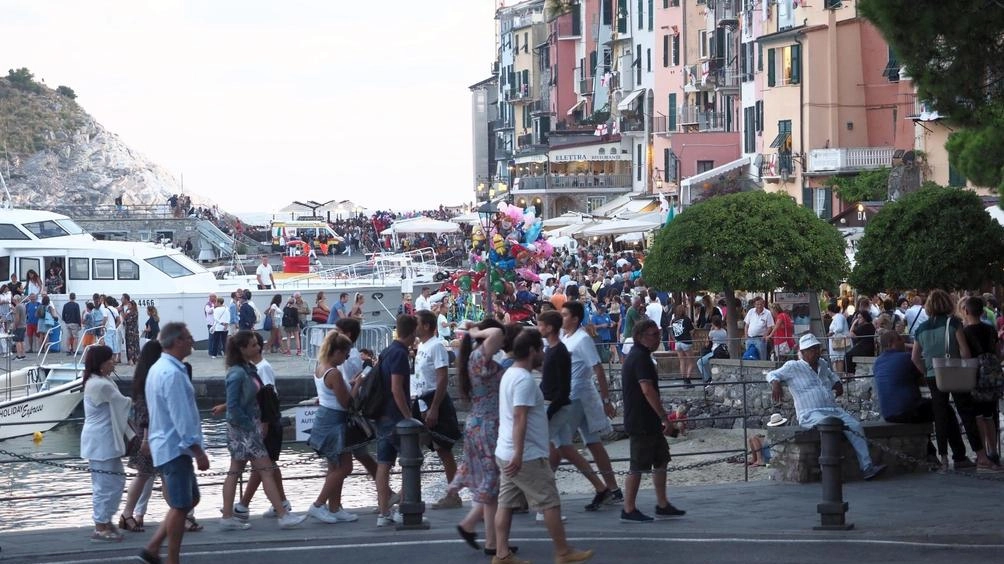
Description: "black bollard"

(395, 418), (430, 530)
(814, 416), (853, 530)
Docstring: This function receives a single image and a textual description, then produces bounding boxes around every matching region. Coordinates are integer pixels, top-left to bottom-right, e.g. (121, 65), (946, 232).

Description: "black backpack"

(353, 354), (387, 419)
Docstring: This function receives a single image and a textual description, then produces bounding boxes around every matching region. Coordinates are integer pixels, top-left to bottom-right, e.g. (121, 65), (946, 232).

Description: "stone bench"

(767, 420), (932, 483)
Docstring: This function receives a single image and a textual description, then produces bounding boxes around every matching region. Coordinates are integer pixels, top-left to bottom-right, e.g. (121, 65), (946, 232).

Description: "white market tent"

(449, 212), (481, 225)
(580, 211), (665, 237)
(380, 216), (461, 235)
(542, 211), (591, 228)
(615, 232), (644, 243)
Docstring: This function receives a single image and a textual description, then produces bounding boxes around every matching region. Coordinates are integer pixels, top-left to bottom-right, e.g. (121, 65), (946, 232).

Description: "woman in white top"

(80, 345), (134, 542)
(103, 297), (122, 363)
(826, 302), (851, 374)
(305, 332), (359, 523)
(265, 294), (283, 354)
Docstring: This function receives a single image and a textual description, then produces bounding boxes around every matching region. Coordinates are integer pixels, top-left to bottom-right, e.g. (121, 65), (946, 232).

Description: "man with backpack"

(373, 314), (417, 527)
(238, 291), (257, 331)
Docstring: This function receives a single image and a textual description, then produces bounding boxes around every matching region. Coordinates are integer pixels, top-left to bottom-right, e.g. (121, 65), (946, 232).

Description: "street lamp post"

(477, 200), (496, 317)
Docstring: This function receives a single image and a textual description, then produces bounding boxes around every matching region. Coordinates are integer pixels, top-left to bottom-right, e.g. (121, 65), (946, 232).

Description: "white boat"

(0, 206), (445, 345)
(0, 352), (85, 440)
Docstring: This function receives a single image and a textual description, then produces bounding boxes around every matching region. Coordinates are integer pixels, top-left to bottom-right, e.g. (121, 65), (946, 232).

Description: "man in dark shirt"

(60, 293), (82, 355)
(536, 311), (608, 510)
(873, 331), (936, 458)
(375, 314), (416, 526)
(620, 319), (685, 523)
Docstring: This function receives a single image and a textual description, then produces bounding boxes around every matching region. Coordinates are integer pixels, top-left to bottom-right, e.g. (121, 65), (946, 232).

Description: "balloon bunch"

(440, 202), (555, 320)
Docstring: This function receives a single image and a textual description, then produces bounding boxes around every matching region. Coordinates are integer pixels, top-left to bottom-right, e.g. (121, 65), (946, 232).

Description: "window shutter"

(767, 48), (776, 86)
(648, 0), (654, 30)
(757, 42), (763, 71)
(668, 151), (678, 182)
(663, 148), (670, 181)
(802, 186), (813, 211)
(663, 35), (669, 67)
(572, 3), (582, 35)
(590, 51), (598, 77)
(672, 35), (680, 65)
(668, 93), (677, 130)
(790, 44), (801, 84)
(740, 45), (747, 79)
(821, 188), (832, 219)
(755, 100), (763, 132)
(638, 0), (644, 29)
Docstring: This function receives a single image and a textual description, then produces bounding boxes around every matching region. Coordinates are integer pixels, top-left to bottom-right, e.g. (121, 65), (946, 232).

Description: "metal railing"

(280, 247), (441, 288)
(679, 106), (726, 131)
(807, 147), (894, 173)
(517, 173), (631, 190)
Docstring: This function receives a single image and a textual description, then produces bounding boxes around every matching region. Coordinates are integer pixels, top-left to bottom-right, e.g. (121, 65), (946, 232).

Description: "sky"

(1, 0), (498, 214)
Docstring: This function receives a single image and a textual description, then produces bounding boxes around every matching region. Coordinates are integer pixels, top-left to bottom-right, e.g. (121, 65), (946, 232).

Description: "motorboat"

(0, 206), (444, 346)
(0, 344), (85, 440)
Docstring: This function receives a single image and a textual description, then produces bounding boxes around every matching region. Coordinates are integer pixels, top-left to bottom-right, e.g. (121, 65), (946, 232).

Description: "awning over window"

(769, 131), (791, 149)
(566, 99), (586, 116)
(617, 88), (646, 111)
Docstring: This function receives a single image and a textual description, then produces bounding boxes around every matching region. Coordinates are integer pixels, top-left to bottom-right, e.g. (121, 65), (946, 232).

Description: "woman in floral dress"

(451, 319), (507, 555)
(121, 294), (140, 365)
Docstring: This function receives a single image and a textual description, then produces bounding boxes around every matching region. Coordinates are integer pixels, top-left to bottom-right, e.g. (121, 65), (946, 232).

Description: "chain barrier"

(844, 427), (1004, 483)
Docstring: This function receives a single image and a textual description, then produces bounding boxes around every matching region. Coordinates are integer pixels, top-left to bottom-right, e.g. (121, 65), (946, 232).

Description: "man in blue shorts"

(375, 314), (417, 526)
(141, 322), (209, 564)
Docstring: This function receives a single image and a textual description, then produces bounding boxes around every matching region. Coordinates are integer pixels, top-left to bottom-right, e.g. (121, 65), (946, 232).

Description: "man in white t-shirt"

(413, 310), (461, 509)
(495, 328), (593, 564)
(558, 301), (622, 507)
(644, 289), (664, 349)
(414, 286), (432, 312)
(743, 296), (774, 360)
(433, 301), (452, 342)
(256, 256), (275, 290)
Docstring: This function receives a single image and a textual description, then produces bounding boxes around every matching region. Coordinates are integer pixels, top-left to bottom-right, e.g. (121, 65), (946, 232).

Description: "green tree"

(55, 85), (76, 99)
(859, 0), (1004, 196)
(6, 67), (42, 93)
(849, 186), (1004, 293)
(824, 168), (890, 204)
(644, 191), (848, 346)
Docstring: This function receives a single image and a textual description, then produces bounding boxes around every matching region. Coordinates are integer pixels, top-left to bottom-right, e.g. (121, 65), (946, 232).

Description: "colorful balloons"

(492, 280), (505, 294)
(458, 275), (472, 291)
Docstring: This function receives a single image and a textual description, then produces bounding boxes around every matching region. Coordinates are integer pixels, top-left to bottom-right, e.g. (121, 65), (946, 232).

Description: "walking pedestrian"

(119, 341), (164, 533)
(375, 314), (417, 527)
(493, 329), (593, 564)
(81, 345), (133, 543)
(140, 322), (209, 564)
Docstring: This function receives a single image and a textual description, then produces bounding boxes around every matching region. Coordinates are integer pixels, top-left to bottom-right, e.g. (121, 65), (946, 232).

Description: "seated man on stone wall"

(872, 331), (938, 460)
(767, 334), (887, 481)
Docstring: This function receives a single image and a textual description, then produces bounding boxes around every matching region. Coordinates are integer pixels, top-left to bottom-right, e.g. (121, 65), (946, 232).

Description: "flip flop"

(185, 515), (204, 532)
(456, 525), (480, 550)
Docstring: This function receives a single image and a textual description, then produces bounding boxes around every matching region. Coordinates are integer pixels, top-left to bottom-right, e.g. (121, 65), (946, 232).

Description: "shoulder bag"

(932, 319), (978, 392)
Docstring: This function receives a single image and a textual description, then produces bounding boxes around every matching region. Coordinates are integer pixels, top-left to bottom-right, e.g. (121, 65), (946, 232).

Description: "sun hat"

(798, 333), (822, 351)
(766, 413), (788, 427)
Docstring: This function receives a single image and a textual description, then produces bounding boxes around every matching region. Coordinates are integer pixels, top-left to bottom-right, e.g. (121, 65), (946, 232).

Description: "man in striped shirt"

(767, 333), (886, 481)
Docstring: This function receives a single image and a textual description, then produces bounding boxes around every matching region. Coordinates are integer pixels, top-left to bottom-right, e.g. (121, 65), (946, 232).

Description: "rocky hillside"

(0, 69), (198, 213)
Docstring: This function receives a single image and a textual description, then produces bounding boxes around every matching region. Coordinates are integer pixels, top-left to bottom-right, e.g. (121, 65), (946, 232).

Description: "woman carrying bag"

(911, 289), (977, 470)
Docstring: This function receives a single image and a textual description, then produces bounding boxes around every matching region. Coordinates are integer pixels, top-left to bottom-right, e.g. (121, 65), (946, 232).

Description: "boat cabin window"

(0, 223), (30, 240)
(0, 256), (8, 282)
(55, 219), (85, 235)
(117, 260), (139, 280)
(68, 258), (89, 280)
(93, 258), (115, 280)
(145, 255), (195, 278)
(92, 231), (129, 241)
(23, 220), (69, 239)
(18, 258), (40, 281)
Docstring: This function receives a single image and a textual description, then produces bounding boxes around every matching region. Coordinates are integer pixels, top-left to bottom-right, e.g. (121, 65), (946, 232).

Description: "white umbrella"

(615, 232), (644, 243)
(581, 212), (664, 236)
(380, 216), (461, 235)
(542, 212), (589, 228)
(450, 212), (481, 225)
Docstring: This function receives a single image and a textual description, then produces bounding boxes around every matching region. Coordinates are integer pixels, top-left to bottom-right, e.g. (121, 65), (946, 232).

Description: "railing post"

(814, 416), (853, 530)
(395, 418), (429, 530)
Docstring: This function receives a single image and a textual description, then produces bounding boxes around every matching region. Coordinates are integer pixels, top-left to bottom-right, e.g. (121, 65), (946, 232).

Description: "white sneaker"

(329, 506), (359, 523)
(263, 500), (292, 518)
(308, 504), (340, 524)
(376, 513), (397, 527)
(277, 512), (307, 529)
(233, 502), (250, 521)
(219, 517), (251, 531)
(535, 512), (567, 523)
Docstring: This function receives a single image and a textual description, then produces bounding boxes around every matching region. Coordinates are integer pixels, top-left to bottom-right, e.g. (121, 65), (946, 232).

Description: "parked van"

(270, 220), (344, 254)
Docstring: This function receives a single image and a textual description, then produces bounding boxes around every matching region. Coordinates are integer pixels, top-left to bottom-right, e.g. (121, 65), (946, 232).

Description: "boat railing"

(281, 247), (443, 288)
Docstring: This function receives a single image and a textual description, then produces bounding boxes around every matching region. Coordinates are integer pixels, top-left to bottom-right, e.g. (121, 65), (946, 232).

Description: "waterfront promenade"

(0, 473), (1001, 563)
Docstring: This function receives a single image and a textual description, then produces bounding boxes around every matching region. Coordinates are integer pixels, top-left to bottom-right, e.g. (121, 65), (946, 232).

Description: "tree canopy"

(849, 186), (1004, 293)
(643, 191), (848, 294)
(860, 0), (1004, 195)
(824, 168), (890, 204)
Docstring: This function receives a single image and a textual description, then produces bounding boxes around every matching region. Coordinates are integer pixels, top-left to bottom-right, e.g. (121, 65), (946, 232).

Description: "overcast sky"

(1, 0), (498, 213)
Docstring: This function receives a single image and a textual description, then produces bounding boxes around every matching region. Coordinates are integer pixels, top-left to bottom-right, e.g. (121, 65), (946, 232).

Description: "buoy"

(32, 431), (43, 444)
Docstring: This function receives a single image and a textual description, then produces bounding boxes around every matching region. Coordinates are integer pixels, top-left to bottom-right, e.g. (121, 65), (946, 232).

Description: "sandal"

(90, 529), (124, 543)
(185, 514), (204, 532)
(138, 549), (162, 564)
(119, 514), (145, 532)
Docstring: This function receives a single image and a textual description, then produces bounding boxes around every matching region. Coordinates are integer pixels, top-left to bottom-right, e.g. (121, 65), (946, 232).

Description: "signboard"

(294, 405), (318, 442)
(774, 292), (812, 335)
(549, 144), (631, 162)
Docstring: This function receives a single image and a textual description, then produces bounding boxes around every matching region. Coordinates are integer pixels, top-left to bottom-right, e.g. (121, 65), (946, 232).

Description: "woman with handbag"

(305, 331), (359, 524)
(961, 296), (1002, 469)
(80, 345), (133, 542)
(911, 289), (977, 470)
(219, 330), (305, 530)
(312, 291), (331, 324)
(826, 303), (850, 374)
(120, 340), (166, 533)
(843, 310), (876, 375)
(766, 303), (796, 360)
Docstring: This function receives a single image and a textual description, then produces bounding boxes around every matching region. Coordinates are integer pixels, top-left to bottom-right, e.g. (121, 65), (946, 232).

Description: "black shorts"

(413, 392), (461, 452)
(12, 327), (24, 343)
(629, 433), (671, 472)
(264, 421), (283, 462)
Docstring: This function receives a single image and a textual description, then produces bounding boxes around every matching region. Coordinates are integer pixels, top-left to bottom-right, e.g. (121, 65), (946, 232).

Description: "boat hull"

(0, 379), (84, 440)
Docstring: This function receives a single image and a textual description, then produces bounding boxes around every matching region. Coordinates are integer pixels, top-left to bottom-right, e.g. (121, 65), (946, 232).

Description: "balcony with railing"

(678, 106), (726, 132)
(579, 77), (593, 96)
(620, 114), (646, 133)
(806, 147), (895, 174)
(652, 115), (677, 135)
(713, 68), (741, 91)
(684, 64), (713, 92)
(713, 0), (739, 26)
(516, 173), (632, 191)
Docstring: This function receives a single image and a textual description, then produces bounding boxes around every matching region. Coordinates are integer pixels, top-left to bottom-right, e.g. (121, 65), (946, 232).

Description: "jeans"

(697, 351), (714, 383)
(927, 379), (979, 459)
(801, 409), (874, 471)
(90, 458), (125, 524)
(885, 400), (937, 457)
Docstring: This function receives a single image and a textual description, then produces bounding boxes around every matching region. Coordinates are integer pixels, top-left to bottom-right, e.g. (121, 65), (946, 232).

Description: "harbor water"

(0, 417), (456, 532)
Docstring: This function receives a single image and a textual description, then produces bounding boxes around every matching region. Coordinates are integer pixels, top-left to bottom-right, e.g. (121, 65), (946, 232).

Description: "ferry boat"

(0, 349), (84, 440)
(0, 207), (445, 346)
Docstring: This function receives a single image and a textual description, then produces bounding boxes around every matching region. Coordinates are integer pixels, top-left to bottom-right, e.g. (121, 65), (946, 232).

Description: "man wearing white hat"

(766, 333), (886, 481)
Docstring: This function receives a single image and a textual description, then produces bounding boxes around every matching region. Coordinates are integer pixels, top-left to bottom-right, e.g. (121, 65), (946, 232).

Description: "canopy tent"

(278, 199), (369, 219)
(380, 216), (461, 235)
(545, 221), (597, 237)
(542, 211), (590, 228)
(580, 211), (664, 237)
(615, 232), (645, 243)
(449, 212), (481, 225)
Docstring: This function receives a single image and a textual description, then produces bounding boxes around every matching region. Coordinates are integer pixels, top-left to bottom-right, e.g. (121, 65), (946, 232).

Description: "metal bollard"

(814, 416), (853, 530)
(395, 418), (430, 530)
